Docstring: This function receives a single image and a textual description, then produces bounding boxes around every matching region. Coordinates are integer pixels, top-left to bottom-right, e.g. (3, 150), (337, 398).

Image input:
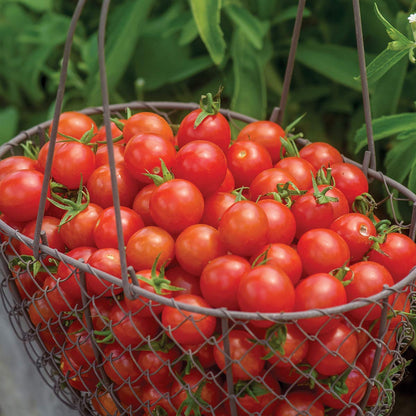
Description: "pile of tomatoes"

(0, 99), (416, 416)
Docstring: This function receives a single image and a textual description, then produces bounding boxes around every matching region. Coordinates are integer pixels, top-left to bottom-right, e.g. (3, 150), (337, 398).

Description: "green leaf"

(189, 0), (226, 65)
(296, 43), (362, 91)
(408, 161), (416, 193)
(354, 113), (416, 152)
(224, 3), (269, 50)
(230, 29), (270, 122)
(8, 0), (53, 12)
(86, 0), (154, 105)
(272, 5), (311, 25)
(363, 47), (409, 87)
(179, 17), (199, 46)
(0, 107), (19, 145)
(385, 137), (416, 183)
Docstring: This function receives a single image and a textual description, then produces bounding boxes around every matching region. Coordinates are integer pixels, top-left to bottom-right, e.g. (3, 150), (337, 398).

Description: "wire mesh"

(0, 1), (416, 416)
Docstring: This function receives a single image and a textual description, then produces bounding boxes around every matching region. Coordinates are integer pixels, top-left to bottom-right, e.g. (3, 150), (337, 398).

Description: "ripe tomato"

(274, 390), (325, 416)
(238, 264), (295, 326)
(0, 155), (38, 181)
(138, 383), (176, 416)
(201, 191), (236, 228)
(59, 202), (103, 249)
(330, 162), (369, 206)
(175, 223), (226, 276)
(218, 167), (235, 192)
(297, 228), (350, 276)
(93, 206), (144, 249)
(275, 156), (317, 190)
(249, 167), (299, 202)
(227, 140), (273, 188)
(94, 142), (125, 168)
(173, 139), (227, 196)
(298, 141), (343, 170)
(93, 120), (124, 144)
(294, 272), (347, 334)
(122, 111), (174, 144)
(161, 294), (216, 345)
(250, 243), (303, 285)
(176, 107), (231, 153)
(368, 232), (416, 283)
(218, 200), (269, 257)
(0, 169), (50, 222)
(132, 183), (157, 226)
(165, 265), (202, 297)
(306, 320), (358, 376)
(124, 133), (176, 183)
(343, 261), (395, 322)
(63, 320), (96, 366)
(200, 254), (251, 310)
(213, 329), (266, 380)
(236, 120), (286, 164)
(48, 111), (97, 140)
(126, 225), (175, 271)
(149, 179), (204, 235)
(86, 162), (141, 209)
(331, 213), (377, 263)
(60, 354), (100, 392)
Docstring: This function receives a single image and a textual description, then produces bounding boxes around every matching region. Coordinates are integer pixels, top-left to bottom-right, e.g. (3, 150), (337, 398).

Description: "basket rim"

(1, 100), (416, 322)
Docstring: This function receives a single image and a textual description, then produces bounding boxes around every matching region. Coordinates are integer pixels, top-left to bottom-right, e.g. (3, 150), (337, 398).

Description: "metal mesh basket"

(1, 1), (416, 415)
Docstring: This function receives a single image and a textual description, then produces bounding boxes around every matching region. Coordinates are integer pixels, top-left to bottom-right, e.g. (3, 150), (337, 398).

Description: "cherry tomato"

(131, 183), (157, 226)
(274, 390), (325, 416)
(63, 320), (96, 366)
(275, 156), (317, 190)
(236, 120), (286, 164)
(150, 179), (205, 235)
(200, 254), (251, 310)
(94, 142), (125, 168)
(124, 133), (177, 183)
(175, 223), (226, 276)
(201, 191), (236, 228)
(161, 294), (216, 345)
(227, 140), (273, 188)
(298, 141), (343, 170)
(0, 169), (50, 222)
(331, 213), (377, 263)
(48, 111), (97, 140)
(218, 167), (235, 192)
(218, 200), (269, 257)
(138, 383), (176, 416)
(368, 232), (416, 282)
(165, 265), (201, 297)
(297, 228), (350, 276)
(176, 108), (231, 153)
(93, 206), (144, 249)
(0, 155), (38, 181)
(93, 120), (124, 144)
(60, 354), (100, 392)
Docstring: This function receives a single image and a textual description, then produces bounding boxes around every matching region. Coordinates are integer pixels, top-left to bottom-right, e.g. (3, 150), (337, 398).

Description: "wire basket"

(1, 1), (416, 415)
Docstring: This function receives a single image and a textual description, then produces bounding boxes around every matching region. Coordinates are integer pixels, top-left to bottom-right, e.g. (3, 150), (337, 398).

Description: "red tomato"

(48, 111), (97, 140)
(323, 185), (350, 219)
(249, 167), (300, 202)
(201, 191), (236, 228)
(176, 108), (231, 153)
(173, 140), (227, 196)
(132, 183), (157, 226)
(200, 254), (251, 310)
(126, 225), (175, 271)
(368, 232), (416, 282)
(93, 206), (144, 249)
(275, 156), (317, 190)
(60, 354), (100, 392)
(343, 261), (395, 322)
(298, 141), (343, 170)
(175, 223), (226, 275)
(238, 264), (295, 326)
(124, 133), (177, 183)
(63, 320), (96, 366)
(85, 247), (123, 297)
(161, 294), (216, 345)
(218, 167), (235, 192)
(331, 213), (377, 263)
(59, 202), (103, 250)
(306, 321), (358, 376)
(93, 120), (124, 144)
(0, 169), (50, 222)
(257, 199), (296, 245)
(138, 384), (176, 416)
(250, 243), (303, 286)
(94, 142), (124, 168)
(149, 179), (205, 235)
(213, 329), (266, 380)
(86, 162), (141, 209)
(236, 120), (286, 164)
(227, 140), (273, 188)
(122, 111), (174, 144)
(274, 390), (325, 416)
(297, 228), (350, 276)
(294, 272), (347, 334)
(218, 200), (269, 257)
(165, 265), (201, 297)
(0, 155), (38, 181)
(330, 162), (369, 206)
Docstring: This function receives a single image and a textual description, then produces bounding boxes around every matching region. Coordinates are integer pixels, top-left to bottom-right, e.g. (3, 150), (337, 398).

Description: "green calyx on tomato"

(194, 87), (223, 128)
(330, 264), (354, 286)
(234, 379), (270, 399)
(143, 158), (174, 186)
(20, 140), (40, 160)
(272, 181), (306, 207)
(175, 377), (209, 416)
(311, 174), (339, 205)
(315, 166), (336, 186)
(262, 324), (288, 359)
(136, 332), (176, 353)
